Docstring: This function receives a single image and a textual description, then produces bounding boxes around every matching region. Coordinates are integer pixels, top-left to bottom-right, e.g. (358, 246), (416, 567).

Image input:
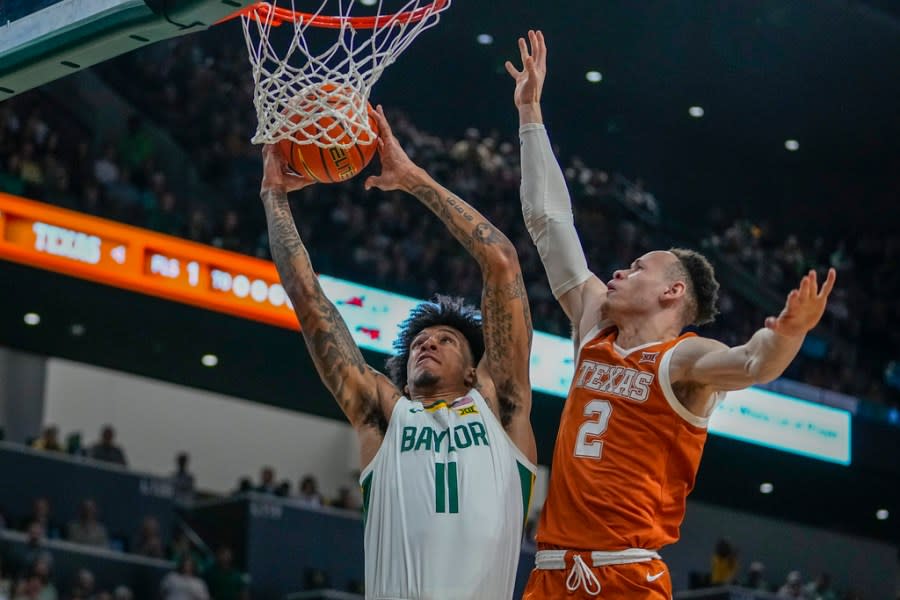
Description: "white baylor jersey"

(359, 389), (536, 600)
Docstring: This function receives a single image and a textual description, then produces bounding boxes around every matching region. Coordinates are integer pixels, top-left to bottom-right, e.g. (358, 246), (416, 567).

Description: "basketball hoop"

(230, 0), (450, 148)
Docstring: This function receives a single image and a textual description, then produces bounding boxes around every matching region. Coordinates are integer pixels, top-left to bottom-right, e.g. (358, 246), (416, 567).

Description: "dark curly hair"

(385, 295), (484, 391)
(669, 248), (720, 326)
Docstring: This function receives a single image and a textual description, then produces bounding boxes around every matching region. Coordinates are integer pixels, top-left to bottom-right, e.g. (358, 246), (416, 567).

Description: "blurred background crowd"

(1, 35), (897, 408)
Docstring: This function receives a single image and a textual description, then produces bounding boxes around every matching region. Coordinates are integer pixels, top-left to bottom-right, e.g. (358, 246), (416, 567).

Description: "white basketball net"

(241, 0), (449, 148)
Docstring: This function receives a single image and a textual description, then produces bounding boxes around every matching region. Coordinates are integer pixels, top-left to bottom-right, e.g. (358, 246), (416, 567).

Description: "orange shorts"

(521, 555), (672, 600)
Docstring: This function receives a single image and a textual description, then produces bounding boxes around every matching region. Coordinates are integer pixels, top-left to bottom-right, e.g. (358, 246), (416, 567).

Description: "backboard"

(0, 0), (255, 100)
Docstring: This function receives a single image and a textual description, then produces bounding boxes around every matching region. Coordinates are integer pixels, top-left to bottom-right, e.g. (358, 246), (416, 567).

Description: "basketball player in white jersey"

(259, 105), (537, 600)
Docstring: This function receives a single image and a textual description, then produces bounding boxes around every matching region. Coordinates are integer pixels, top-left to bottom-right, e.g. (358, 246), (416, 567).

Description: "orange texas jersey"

(538, 325), (718, 551)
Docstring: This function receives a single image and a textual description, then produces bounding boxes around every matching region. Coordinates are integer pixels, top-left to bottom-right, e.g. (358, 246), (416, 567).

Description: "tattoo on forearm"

(482, 273), (532, 425)
(445, 195), (474, 222)
(473, 222), (505, 246)
(515, 274), (534, 345)
(262, 189), (368, 412)
(262, 190), (304, 259)
(483, 273), (532, 363)
(304, 296), (368, 406)
(411, 184), (510, 261)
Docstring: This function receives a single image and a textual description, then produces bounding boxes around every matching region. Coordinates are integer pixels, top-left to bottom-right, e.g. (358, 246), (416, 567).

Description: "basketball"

(277, 83), (380, 184)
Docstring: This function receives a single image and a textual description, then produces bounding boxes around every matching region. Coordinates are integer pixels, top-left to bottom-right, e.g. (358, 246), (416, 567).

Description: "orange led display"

(0, 193), (299, 330)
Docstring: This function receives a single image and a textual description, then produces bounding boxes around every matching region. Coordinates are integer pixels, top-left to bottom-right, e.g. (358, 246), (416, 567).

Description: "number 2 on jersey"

(435, 461), (459, 513)
(574, 400), (613, 459)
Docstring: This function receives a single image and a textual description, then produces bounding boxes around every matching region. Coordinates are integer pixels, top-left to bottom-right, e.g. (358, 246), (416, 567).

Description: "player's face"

(604, 251), (678, 317)
(407, 326), (474, 390)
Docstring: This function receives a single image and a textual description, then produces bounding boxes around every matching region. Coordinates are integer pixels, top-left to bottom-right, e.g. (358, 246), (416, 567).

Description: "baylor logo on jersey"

(400, 422), (490, 453)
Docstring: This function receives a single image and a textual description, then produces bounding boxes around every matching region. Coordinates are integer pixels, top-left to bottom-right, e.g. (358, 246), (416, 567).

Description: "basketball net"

(239, 0), (450, 148)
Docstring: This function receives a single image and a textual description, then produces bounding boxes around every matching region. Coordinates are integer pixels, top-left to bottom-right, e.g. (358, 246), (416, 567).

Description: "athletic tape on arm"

(519, 123), (592, 299)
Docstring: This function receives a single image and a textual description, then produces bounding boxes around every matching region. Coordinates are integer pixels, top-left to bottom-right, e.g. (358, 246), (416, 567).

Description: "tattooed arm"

(365, 107), (536, 463)
(260, 146), (399, 462)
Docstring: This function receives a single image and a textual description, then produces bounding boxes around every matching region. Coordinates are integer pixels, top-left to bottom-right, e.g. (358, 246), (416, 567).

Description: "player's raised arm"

(670, 269), (837, 411)
(506, 30), (607, 345)
(365, 107), (536, 462)
(260, 146), (399, 434)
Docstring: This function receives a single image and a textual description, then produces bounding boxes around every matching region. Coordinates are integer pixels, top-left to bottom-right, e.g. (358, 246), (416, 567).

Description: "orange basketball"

(277, 84), (379, 184)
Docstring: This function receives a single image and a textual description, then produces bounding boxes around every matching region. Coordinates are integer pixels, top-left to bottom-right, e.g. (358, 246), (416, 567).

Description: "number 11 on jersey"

(574, 400), (613, 459)
(435, 461), (459, 513)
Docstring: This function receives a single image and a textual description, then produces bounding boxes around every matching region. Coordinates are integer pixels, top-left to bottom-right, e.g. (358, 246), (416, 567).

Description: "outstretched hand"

(260, 144), (315, 196)
(765, 268), (837, 337)
(504, 30), (547, 108)
(364, 105), (423, 193)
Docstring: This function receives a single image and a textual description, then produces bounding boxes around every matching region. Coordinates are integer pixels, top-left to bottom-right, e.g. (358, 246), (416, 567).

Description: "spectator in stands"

(11, 574), (46, 600)
(147, 191), (184, 237)
(330, 487), (359, 511)
(92, 145), (120, 187)
(117, 116), (155, 171)
(211, 210), (245, 253)
(66, 500), (109, 548)
(275, 480), (291, 498)
(203, 546), (245, 600)
(27, 559), (56, 600)
(231, 478), (252, 496)
(88, 425), (127, 466)
(64, 432), (84, 457)
(777, 571), (805, 598)
(710, 537), (739, 584)
(18, 499), (60, 540)
(30, 427), (62, 453)
(68, 569), (95, 600)
(112, 586), (133, 600)
(18, 143), (44, 196)
(186, 209), (212, 245)
(741, 561), (769, 591)
(8, 523), (53, 578)
(134, 516), (164, 559)
(8, 557), (55, 600)
(804, 573), (837, 600)
(254, 467), (277, 495)
(171, 452), (195, 507)
(160, 556), (209, 600)
(168, 531), (204, 570)
(296, 476), (323, 508)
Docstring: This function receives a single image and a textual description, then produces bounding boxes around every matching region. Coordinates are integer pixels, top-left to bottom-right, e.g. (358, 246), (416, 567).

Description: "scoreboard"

(0, 193), (297, 330)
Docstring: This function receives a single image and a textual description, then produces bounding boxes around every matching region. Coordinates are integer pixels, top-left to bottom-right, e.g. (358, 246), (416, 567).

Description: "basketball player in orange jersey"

(506, 31), (837, 598)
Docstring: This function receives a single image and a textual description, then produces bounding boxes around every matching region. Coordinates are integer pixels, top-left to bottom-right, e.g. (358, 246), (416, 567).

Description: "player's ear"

(665, 280), (686, 300)
(403, 384), (410, 396)
(464, 367), (477, 389)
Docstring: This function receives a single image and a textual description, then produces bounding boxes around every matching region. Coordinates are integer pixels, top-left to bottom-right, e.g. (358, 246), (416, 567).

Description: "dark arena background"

(0, 1), (899, 598)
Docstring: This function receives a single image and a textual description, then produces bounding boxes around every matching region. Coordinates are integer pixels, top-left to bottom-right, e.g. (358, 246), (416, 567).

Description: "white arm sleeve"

(519, 123), (592, 299)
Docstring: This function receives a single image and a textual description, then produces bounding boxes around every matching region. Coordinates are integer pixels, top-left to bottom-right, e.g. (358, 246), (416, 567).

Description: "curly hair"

(669, 248), (720, 326)
(385, 295), (484, 391)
